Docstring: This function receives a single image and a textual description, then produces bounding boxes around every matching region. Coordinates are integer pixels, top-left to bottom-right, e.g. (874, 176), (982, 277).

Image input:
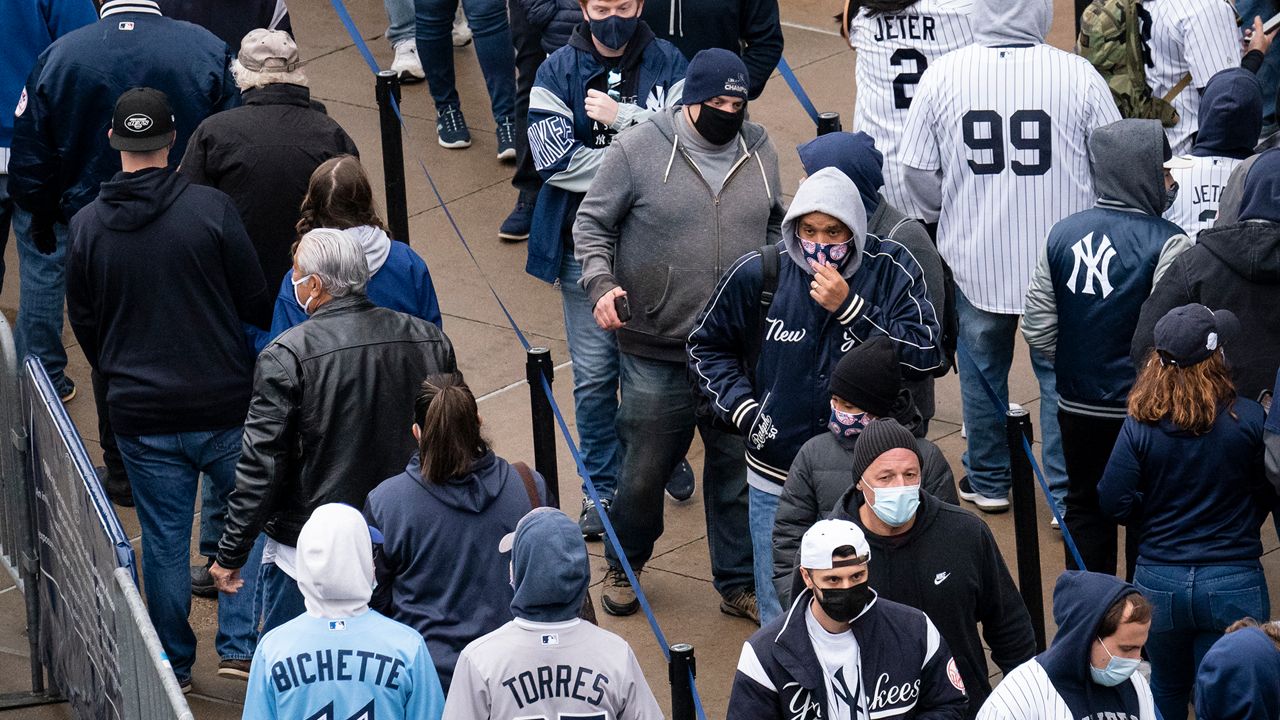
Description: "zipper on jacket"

(679, 148), (754, 276)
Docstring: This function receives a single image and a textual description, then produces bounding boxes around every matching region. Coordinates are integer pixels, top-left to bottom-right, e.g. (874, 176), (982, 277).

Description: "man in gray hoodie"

(574, 48), (783, 621)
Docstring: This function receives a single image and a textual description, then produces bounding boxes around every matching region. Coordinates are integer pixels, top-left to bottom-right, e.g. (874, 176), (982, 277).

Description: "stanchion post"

(1007, 407), (1046, 652)
(669, 644), (696, 720)
(816, 111), (842, 136)
(375, 70), (411, 245)
(525, 348), (560, 508)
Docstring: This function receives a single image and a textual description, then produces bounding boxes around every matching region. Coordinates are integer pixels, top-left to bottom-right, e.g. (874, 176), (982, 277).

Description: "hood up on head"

(782, 167), (868, 277)
(1038, 571), (1142, 710)
(1089, 119), (1167, 216)
(972, 0), (1051, 45)
(1193, 69), (1263, 160)
(95, 167), (189, 232)
(1238, 149), (1280, 224)
(341, 225), (392, 275)
(296, 503), (374, 619)
(507, 507), (590, 623)
(1195, 625), (1280, 720)
(797, 131), (884, 219)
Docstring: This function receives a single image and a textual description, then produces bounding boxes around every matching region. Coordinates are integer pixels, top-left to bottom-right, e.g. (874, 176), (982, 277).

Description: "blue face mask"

(865, 484), (921, 527)
(1090, 636), (1141, 687)
(829, 405), (872, 438)
(588, 13), (640, 51)
(800, 235), (852, 270)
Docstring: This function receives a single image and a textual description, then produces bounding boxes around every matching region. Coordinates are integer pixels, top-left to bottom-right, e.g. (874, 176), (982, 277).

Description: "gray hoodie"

(972, 0), (1051, 45)
(574, 106), (784, 363)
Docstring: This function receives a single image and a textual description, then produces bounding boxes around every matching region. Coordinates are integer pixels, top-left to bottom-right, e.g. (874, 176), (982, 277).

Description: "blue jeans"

(13, 207), (72, 396)
(414, 0), (516, 121)
(385, 0), (415, 44)
(0, 175), (12, 294)
(606, 353), (753, 597)
(198, 477), (222, 557)
(258, 561), (307, 636)
(750, 485), (783, 623)
(1134, 562), (1271, 720)
(559, 254), (620, 501)
(116, 428), (262, 681)
(955, 289), (1066, 505)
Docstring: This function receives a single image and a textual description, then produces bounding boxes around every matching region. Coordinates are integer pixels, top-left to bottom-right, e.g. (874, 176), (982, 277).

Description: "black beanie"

(850, 418), (921, 483)
(828, 335), (902, 418)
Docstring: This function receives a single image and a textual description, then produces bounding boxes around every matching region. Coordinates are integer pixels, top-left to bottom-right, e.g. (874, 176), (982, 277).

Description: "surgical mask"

(588, 14), (639, 51)
(692, 103), (745, 145)
(829, 405), (872, 438)
(1090, 636), (1141, 687)
(800, 236), (852, 269)
(813, 582), (874, 624)
(292, 273), (315, 313)
(866, 484), (921, 527)
(1164, 181), (1179, 212)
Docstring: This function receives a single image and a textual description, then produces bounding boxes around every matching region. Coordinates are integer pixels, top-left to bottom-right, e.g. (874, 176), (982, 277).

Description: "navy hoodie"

(65, 167), (271, 435)
(1191, 68), (1263, 160)
(1195, 625), (1280, 720)
(365, 451), (547, 693)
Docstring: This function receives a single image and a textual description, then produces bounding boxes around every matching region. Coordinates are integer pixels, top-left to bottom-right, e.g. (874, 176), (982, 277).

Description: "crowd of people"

(2, 0), (1280, 718)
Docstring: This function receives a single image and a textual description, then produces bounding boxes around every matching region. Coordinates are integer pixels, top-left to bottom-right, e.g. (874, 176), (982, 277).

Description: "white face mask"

(292, 273), (315, 313)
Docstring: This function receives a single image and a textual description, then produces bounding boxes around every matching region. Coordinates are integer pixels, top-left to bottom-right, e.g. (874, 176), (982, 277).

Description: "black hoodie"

(66, 167), (272, 435)
(640, 0), (783, 100)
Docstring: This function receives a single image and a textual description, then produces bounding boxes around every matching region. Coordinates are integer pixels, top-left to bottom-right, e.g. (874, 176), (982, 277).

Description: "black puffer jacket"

(216, 295), (456, 568)
(521, 0), (581, 54)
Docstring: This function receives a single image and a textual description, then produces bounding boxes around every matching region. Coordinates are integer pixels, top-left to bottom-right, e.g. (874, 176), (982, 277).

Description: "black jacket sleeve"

(739, 0), (784, 100)
(1130, 252), (1194, 370)
(64, 219), (99, 368)
(976, 523), (1037, 675)
(920, 440), (958, 505)
(773, 449), (820, 606)
(918, 620), (969, 720)
(218, 197), (274, 330)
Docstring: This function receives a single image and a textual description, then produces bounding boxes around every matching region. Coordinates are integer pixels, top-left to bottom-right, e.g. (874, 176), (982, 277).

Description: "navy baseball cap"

(110, 87), (175, 152)
(1153, 304), (1240, 367)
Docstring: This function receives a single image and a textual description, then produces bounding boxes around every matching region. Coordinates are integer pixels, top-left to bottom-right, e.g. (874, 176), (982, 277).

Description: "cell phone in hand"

(614, 294), (632, 323)
(1265, 12), (1280, 35)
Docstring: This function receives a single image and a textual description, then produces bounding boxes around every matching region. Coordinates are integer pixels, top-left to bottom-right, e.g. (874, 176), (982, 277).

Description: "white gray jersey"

(849, 0), (974, 218)
(442, 619), (662, 720)
(1164, 154), (1243, 240)
(1144, 0), (1241, 154)
(898, 43), (1122, 313)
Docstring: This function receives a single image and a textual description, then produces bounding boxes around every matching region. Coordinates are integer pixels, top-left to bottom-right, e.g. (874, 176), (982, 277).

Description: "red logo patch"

(947, 658), (965, 693)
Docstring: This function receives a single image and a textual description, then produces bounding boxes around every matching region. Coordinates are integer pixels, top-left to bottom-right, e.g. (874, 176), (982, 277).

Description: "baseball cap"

(1162, 134), (1194, 170)
(1153, 303), (1240, 367)
(800, 519), (870, 570)
(237, 28), (301, 73)
(109, 88), (175, 152)
(497, 506), (561, 553)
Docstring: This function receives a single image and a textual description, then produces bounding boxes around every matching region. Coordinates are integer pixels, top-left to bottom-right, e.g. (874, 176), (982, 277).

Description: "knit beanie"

(682, 48), (750, 106)
(828, 336), (902, 418)
(850, 418), (921, 483)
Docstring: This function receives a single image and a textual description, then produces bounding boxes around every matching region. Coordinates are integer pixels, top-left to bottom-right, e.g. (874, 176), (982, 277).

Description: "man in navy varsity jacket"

(730, 519), (967, 720)
(1022, 119), (1191, 580)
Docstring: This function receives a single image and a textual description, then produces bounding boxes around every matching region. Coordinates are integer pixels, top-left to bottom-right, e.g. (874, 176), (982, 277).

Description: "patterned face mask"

(800, 237), (852, 269)
(829, 404), (873, 438)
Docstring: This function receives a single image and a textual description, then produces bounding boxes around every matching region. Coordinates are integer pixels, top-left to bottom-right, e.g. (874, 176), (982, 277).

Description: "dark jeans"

(1058, 409), (1138, 579)
(508, 0), (543, 198)
(415, 0), (516, 121)
(1135, 562), (1270, 720)
(605, 353), (753, 597)
(0, 175), (11, 294)
(259, 561), (308, 636)
(90, 369), (128, 482)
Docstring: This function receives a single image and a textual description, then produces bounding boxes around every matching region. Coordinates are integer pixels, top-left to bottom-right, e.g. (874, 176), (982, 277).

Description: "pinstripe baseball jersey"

(898, 44), (1122, 314)
(849, 0), (974, 219)
(1143, 0), (1241, 154)
(1164, 154), (1244, 240)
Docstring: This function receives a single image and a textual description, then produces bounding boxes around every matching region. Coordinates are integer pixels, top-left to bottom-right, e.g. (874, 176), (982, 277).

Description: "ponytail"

(414, 372), (488, 483)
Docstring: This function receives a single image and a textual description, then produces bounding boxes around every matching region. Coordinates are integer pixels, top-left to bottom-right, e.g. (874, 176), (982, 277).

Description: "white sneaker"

(391, 40), (425, 83)
(452, 8), (473, 47)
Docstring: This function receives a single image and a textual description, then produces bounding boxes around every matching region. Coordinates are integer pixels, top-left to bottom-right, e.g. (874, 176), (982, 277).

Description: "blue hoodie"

(510, 508), (589, 623)
(1192, 69), (1263, 160)
(796, 131), (882, 218)
(1038, 572), (1144, 720)
(364, 451), (546, 693)
(1238, 149), (1280, 224)
(1195, 625), (1280, 720)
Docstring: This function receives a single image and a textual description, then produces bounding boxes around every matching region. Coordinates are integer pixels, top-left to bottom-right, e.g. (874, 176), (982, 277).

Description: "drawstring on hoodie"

(668, 0), (684, 37)
(663, 133), (681, 183)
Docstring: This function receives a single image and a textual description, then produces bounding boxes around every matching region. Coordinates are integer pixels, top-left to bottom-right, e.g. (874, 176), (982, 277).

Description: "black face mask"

(693, 103), (745, 146)
(814, 582), (874, 623)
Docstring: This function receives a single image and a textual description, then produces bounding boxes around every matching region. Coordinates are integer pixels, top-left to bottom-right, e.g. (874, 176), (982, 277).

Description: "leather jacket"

(216, 295), (456, 568)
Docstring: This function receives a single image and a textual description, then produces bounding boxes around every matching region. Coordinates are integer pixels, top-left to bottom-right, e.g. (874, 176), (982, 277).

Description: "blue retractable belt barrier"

(327, 3), (707, 716)
(775, 56), (822, 126)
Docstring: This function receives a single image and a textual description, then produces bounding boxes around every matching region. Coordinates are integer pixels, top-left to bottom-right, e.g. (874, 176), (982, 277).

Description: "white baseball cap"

(800, 519), (871, 570)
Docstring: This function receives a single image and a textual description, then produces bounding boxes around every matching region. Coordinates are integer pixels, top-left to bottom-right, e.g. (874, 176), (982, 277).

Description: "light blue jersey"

(243, 609), (444, 720)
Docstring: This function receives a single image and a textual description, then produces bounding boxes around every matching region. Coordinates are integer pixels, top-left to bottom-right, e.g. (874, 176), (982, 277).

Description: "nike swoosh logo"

(934, 572), (950, 585)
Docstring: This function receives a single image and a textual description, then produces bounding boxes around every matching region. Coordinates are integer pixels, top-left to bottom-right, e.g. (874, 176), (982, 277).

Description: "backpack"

(1077, 0), (1189, 128)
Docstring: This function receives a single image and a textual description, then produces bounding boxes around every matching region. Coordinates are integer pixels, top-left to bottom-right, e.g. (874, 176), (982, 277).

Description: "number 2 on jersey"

(890, 48), (928, 110)
(962, 110), (1053, 176)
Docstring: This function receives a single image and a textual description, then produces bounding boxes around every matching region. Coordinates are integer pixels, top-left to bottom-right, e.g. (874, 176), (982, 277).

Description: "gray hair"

(231, 58), (308, 91)
(295, 229), (369, 298)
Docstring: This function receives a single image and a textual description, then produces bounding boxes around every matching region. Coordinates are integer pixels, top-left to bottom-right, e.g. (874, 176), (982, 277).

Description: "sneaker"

(957, 477), (1010, 513)
(177, 677), (192, 694)
(665, 459), (695, 501)
(191, 560), (217, 600)
(579, 497), (610, 539)
(498, 195), (534, 242)
(452, 8), (473, 47)
(496, 117), (517, 162)
(59, 382), (76, 404)
(601, 566), (639, 616)
(217, 659), (251, 681)
(96, 466), (134, 507)
(436, 106), (472, 149)
(390, 40), (425, 84)
(720, 588), (759, 623)
(1050, 516), (1060, 529)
